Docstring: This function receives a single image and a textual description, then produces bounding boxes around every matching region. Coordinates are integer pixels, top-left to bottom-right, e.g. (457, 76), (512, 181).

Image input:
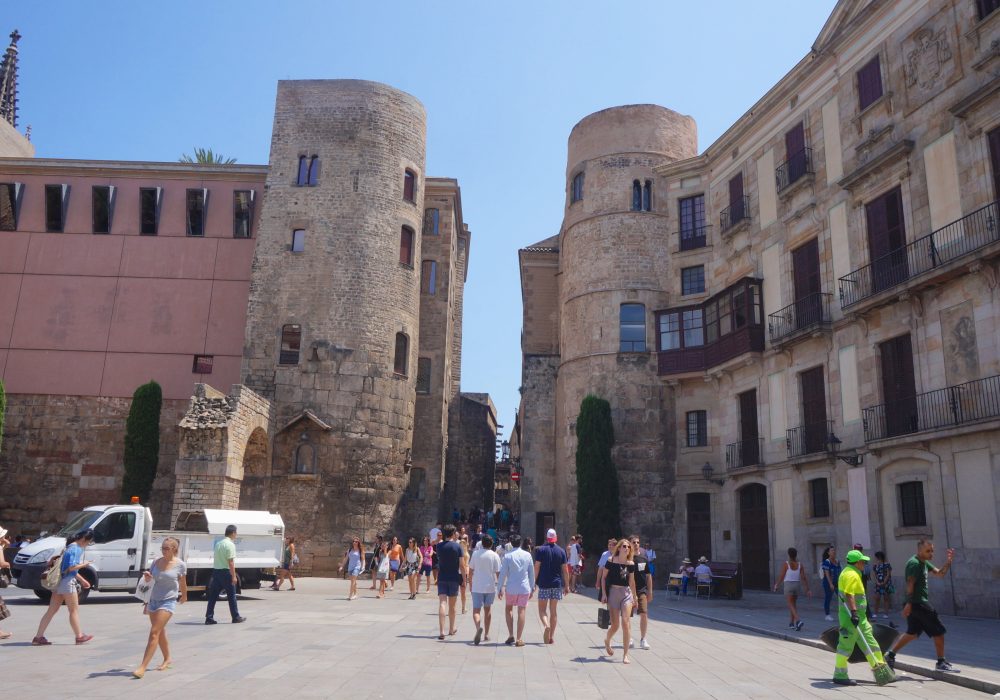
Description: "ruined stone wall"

(517, 354), (559, 543)
(241, 80), (426, 570)
(0, 394), (187, 534)
(444, 394), (496, 518)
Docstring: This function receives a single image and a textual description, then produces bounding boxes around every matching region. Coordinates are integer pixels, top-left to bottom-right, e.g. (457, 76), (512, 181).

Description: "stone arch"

(239, 427), (270, 511)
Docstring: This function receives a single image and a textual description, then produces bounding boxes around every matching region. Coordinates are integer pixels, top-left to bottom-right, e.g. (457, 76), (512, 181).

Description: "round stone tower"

(242, 80), (426, 571)
(555, 104), (697, 549)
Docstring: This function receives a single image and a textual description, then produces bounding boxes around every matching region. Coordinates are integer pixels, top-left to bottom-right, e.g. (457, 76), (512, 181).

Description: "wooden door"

(729, 172), (745, 222)
(792, 238), (822, 329)
(880, 334), (918, 437)
(785, 122), (807, 183)
(800, 366), (828, 454)
(866, 187), (908, 292)
(535, 512), (555, 549)
(738, 389), (760, 466)
(739, 484), (770, 589)
(686, 493), (712, 562)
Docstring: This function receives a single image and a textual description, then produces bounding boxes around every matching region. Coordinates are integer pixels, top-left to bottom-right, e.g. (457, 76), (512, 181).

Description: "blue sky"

(8, 1), (837, 444)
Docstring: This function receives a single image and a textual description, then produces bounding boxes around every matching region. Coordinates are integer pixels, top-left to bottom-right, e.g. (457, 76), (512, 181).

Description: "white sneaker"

(640, 638), (650, 650)
(881, 613), (889, 619)
(825, 615), (834, 621)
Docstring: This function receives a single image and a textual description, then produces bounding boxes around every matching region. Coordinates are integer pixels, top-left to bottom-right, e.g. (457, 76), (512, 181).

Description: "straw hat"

(698, 556), (708, 563)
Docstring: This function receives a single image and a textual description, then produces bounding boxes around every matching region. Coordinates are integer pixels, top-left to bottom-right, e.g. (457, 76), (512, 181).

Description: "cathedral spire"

(0, 29), (22, 128)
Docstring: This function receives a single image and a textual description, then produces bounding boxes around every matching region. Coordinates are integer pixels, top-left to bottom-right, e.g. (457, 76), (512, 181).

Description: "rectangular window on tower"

(186, 188), (208, 237)
(279, 324), (301, 365)
(140, 187), (161, 235)
(45, 184), (68, 232)
(416, 358), (432, 394)
(233, 190), (253, 239)
(92, 186), (113, 234)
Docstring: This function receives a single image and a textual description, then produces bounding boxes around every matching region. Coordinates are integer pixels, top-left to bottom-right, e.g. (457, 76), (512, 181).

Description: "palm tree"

(179, 147), (236, 165)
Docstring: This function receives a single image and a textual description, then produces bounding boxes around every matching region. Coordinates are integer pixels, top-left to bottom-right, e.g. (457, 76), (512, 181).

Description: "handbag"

(0, 599), (10, 621)
(134, 576), (153, 604)
(597, 606), (610, 629)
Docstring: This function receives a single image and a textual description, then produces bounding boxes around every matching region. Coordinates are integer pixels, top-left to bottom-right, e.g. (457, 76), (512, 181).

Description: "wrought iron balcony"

(720, 195), (750, 233)
(679, 225), (708, 251)
(768, 292), (832, 344)
(776, 147), (814, 192)
(786, 420), (833, 458)
(863, 374), (1000, 442)
(726, 438), (764, 471)
(840, 200), (1000, 309)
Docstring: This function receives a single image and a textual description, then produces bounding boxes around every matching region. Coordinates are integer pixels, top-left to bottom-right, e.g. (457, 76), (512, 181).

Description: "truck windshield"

(57, 511), (103, 537)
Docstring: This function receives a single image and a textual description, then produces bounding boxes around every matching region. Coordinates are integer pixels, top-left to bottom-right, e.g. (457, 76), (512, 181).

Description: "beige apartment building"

(519, 0), (1000, 615)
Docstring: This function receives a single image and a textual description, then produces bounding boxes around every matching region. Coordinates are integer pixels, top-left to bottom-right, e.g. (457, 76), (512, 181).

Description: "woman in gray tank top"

(133, 536), (187, 678)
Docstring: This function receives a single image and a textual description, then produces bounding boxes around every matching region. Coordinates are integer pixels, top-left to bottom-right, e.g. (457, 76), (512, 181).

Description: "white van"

(12, 504), (284, 602)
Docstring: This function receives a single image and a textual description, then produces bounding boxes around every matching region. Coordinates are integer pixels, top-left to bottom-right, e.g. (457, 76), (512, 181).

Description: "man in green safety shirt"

(833, 549), (893, 686)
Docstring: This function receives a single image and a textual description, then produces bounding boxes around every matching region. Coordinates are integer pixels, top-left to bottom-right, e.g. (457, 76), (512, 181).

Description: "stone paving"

(0, 579), (990, 699)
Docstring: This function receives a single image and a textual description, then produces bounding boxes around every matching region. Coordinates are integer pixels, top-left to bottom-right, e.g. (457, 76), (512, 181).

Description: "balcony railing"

(776, 147), (814, 192)
(720, 195), (750, 232)
(863, 374), (1000, 442)
(679, 225), (708, 251)
(768, 292), (832, 344)
(726, 438), (764, 471)
(840, 200), (1000, 308)
(786, 419), (833, 458)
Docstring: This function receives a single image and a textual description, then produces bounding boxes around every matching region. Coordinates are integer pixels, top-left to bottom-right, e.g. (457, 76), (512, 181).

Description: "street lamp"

(702, 462), (725, 486)
(827, 432), (864, 466)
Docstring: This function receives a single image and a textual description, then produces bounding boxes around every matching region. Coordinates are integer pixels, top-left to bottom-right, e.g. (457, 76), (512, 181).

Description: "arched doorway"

(239, 428), (270, 511)
(739, 484), (770, 589)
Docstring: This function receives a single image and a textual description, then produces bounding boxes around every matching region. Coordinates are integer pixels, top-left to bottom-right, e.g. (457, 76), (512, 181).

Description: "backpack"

(42, 551), (65, 591)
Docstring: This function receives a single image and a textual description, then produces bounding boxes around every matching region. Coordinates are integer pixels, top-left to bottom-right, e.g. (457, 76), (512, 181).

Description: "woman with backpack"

(32, 528), (96, 646)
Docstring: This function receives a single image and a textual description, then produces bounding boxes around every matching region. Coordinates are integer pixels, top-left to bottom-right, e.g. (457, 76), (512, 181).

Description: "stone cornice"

(837, 139), (914, 191)
(0, 157), (268, 180)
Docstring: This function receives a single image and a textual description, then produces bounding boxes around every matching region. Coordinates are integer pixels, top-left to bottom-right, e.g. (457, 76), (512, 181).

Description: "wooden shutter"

(866, 187), (908, 292)
(989, 126), (1000, 202)
(800, 366), (827, 453)
(738, 389), (760, 465)
(857, 55), (883, 111)
(729, 172), (744, 220)
(880, 334), (918, 437)
(792, 238), (822, 328)
(785, 122), (806, 183)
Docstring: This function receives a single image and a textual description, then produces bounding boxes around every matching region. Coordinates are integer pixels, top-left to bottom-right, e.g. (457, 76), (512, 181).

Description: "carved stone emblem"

(906, 27), (952, 92)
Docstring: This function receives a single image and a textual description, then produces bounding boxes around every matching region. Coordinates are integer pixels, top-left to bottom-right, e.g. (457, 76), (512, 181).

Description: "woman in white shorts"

(134, 536), (188, 678)
(601, 538), (637, 664)
(339, 537), (365, 600)
(33, 529), (95, 646)
(774, 546), (811, 631)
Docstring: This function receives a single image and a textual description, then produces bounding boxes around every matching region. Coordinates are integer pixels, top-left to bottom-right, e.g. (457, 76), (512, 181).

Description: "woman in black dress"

(602, 538), (637, 664)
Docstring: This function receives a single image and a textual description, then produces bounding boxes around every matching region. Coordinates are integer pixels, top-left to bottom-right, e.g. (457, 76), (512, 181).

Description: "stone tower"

(555, 105), (696, 550)
(242, 80), (426, 571)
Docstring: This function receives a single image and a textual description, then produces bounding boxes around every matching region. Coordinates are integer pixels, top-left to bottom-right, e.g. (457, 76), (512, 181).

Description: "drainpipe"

(925, 445), (958, 615)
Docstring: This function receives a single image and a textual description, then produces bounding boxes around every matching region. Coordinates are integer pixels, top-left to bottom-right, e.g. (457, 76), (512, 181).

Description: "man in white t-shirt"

(566, 535), (583, 594)
(695, 556), (713, 595)
(468, 534), (502, 645)
(429, 523), (442, 543)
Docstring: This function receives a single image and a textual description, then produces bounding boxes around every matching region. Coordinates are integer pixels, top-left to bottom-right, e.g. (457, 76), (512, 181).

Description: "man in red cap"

(533, 528), (569, 644)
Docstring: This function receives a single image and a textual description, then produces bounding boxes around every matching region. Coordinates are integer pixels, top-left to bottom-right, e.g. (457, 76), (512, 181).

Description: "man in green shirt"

(885, 538), (956, 672)
(206, 525), (246, 624)
(832, 549), (891, 686)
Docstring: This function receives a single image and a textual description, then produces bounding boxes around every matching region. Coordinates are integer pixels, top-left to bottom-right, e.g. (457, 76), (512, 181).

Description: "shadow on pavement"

(87, 669), (135, 679)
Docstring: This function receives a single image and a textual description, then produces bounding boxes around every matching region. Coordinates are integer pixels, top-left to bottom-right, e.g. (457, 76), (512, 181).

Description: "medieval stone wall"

(0, 394), (186, 534)
(443, 394), (496, 518)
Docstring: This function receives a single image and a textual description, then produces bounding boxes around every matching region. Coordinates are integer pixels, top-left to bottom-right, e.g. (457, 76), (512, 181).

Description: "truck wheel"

(33, 588), (51, 603)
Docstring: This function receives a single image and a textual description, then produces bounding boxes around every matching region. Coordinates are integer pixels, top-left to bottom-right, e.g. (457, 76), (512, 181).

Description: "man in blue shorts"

(533, 528), (569, 644)
(436, 524), (464, 640)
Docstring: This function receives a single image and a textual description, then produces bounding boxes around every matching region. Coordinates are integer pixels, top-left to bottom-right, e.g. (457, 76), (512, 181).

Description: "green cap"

(846, 549), (870, 564)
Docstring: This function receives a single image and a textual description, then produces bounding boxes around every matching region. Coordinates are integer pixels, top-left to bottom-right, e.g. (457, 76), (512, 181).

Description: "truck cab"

(12, 504), (150, 601)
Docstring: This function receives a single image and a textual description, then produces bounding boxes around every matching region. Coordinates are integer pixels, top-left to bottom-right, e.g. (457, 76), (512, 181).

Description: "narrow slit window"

(307, 156), (319, 186)
(643, 180), (652, 212)
(399, 225), (414, 266)
(297, 156), (309, 186)
(233, 190), (254, 239)
(394, 332), (409, 376)
(632, 180), (642, 211)
(416, 358), (432, 393)
(140, 187), (160, 235)
(279, 324), (302, 365)
(291, 228), (305, 253)
(186, 188), (207, 237)
(424, 208), (440, 235)
(403, 169), (417, 202)
(422, 260), (437, 295)
(45, 184), (68, 232)
(92, 186), (113, 234)
(571, 172), (584, 203)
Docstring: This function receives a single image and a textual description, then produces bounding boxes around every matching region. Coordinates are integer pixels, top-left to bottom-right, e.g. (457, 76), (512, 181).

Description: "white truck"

(11, 504), (284, 602)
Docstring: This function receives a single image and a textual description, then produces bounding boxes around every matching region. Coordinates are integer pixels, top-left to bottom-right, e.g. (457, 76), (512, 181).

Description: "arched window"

(403, 169), (416, 202)
(632, 180), (642, 211)
(297, 156), (308, 185)
(295, 439), (316, 474)
(643, 180), (652, 211)
(307, 156), (319, 186)
(571, 172), (584, 203)
(394, 332), (409, 376)
(399, 225), (414, 266)
(279, 324), (301, 364)
(620, 303), (646, 352)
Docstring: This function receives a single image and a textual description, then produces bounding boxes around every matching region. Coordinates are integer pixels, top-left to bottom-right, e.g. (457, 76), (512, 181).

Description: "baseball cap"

(546, 528), (557, 543)
(845, 549), (870, 564)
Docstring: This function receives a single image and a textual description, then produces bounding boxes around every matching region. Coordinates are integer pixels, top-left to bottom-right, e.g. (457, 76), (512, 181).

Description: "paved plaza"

(1, 578), (992, 699)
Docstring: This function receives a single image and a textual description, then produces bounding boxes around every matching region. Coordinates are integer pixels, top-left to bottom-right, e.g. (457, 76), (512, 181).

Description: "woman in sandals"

(32, 528), (96, 646)
(271, 536), (296, 591)
(404, 537), (423, 600)
(601, 538), (637, 664)
(133, 536), (187, 678)
(339, 537), (365, 600)
(774, 546), (811, 631)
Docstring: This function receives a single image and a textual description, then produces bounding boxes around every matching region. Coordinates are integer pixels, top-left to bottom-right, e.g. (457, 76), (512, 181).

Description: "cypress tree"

(575, 394), (621, 557)
(120, 381), (162, 503)
(0, 379), (6, 456)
